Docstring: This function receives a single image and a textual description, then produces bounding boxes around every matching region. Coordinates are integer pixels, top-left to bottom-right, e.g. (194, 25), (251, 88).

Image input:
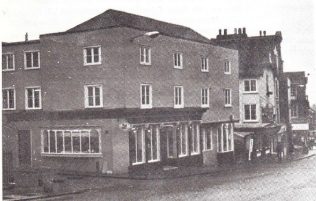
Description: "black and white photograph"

(1, 0), (316, 200)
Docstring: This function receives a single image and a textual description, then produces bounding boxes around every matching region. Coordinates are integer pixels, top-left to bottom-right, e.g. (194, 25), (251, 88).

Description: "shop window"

(217, 123), (234, 153)
(131, 127), (145, 165)
(177, 124), (188, 157)
(190, 123), (200, 155)
(203, 128), (213, 151)
(41, 129), (101, 155)
(145, 125), (160, 162)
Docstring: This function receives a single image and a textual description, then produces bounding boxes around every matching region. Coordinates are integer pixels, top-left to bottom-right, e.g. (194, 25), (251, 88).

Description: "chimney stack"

(224, 29), (227, 35)
(219, 29), (222, 35)
(234, 28), (237, 34)
(243, 27), (246, 34)
(25, 32), (28, 42)
(263, 31), (266, 36)
(238, 28), (241, 34)
(260, 31), (262, 36)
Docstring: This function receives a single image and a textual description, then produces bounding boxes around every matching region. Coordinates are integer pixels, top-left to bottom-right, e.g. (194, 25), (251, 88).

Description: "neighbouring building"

(282, 72), (310, 147)
(211, 28), (285, 162)
(2, 9), (239, 176)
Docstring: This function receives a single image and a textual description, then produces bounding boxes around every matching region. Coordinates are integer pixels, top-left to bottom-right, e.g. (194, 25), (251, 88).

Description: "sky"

(1, 0), (315, 104)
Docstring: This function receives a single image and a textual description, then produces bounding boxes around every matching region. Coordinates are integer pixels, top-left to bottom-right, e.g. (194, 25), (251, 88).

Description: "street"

(43, 155), (316, 201)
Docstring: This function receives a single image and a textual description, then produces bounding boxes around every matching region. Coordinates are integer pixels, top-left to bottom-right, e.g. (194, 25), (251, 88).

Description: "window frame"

(24, 50), (40, 70)
(139, 46), (151, 65)
(173, 52), (183, 69)
(140, 84), (152, 109)
(217, 123), (234, 153)
(244, 104), (257, 122)
(2, 53), (15, 71)
(244, 79), (257, 93)
(201, 88), (209, 108)
(84, 84), (103, 108)
(146, 125), (160, 163)
(178, 124), (189, 158)
(25, 86), (42, 110)
(224, 88), (232, 107)
(41, 128), (102, 157)
(83, 46), (102, 66)
(201, 57), (209, 72)
(174, 86), (184, 108)
(132, 127), (146, 165)
(190, 123), (200, 155)
(224, 60), (231, 74)
(2, 87), (16, 110)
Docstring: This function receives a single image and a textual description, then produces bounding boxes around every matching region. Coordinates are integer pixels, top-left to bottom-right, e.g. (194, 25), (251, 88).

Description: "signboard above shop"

(292, 123), (309, 131)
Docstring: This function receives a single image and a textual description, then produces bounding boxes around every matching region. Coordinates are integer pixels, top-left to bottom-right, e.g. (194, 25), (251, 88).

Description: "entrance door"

(18, 130), (31, 167)
(160, 126), (177, 165)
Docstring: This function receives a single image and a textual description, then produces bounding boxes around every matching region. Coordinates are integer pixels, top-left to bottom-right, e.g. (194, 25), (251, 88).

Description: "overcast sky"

(1, 0), (315, 104)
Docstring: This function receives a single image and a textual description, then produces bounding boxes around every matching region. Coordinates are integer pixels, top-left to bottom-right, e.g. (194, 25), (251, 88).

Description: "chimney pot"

(238, 28), (242, 34)
(25, 32), (28, 42)
(263, 31), (266, 36)
(224, 29), (227, 35)
(219, 29), (222, 35)
(260, 31), (262, 36)
(234, 28), (237, 34)
(243, 27), (246, 34)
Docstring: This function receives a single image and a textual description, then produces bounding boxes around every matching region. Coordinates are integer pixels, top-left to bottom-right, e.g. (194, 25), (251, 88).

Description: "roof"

(65, 9), (210, 43)
(284, 71), (307, 84)
(2, 40), (40, 47)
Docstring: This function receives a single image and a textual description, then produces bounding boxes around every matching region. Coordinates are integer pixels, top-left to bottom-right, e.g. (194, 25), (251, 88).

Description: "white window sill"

(174, 105), (184, 109)
(148, 159), (160, 163)
(132, 161), (145, 166)
(217, 150), (234, 153)
(140, 105), (152, 109)
(2, 69), (15, 72)
(85, 105), (103, 109)
(243, 91), (258, 94)
(140, 62), (151, 66)
(190, 152), (200, 156)
(25, 67), (40, 70)
(174, 66), (183, 69)
(3, 108), (16, 111)
(224, 104), (232, 108)
(25, 107), (42, 110)
(203, 149), (213, 152)
(224, 72), (231, 75)
(84, 62), (102, 66)
(243, 120), (259, 123)
(201, 70), (209, 73)
(41, 153), (102, 158)
(201, 105), (209, 108)
(178, 154), (188, 158)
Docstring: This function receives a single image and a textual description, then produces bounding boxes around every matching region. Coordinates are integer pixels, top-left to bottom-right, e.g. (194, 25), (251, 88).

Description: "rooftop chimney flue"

(219, 29), (222, 35)
(238, 28), (241, 34)
(260, 31), (262, 36)
(234, 28), (237, 34)
(224, 29), (227, 35)
(25, 32), (28, 42)
(263, 31), (266, 36)
(243, 27), (246, 34)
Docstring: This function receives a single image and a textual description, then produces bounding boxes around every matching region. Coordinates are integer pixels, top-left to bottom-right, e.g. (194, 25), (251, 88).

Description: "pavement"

(3, 148), (316, 201)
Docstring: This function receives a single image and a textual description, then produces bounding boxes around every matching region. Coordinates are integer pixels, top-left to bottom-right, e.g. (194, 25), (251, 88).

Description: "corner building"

(2, 9), (239, 175)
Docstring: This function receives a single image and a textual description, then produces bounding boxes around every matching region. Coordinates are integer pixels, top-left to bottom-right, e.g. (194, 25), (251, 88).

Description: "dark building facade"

(211, 28), (286, 162)
(2, 9), (239, 175)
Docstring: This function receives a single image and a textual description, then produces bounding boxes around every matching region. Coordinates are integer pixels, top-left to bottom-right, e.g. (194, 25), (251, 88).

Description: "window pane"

(136, 128), (143, 162)
(49, 130), (56, 153)
(64, 131), (72, 153)
(244, 80), (250, 91)
(93, 48), (99, 62)
(8, 89), (14, 108)
(145, 128), (152, 161)
(26, 53), (32, 67)
(152, 126), (158, 160)
(86, 48), (92, 63)
(245, 105), (250, 120)
(251, 105), (256, 120)
(90, 129), (99, 153)
(145, 48), (149, 63)
(27, 89), (33, 108)
(181, 125), (187, 155)
(72, 131), (80, 153)
(167, 127), (175, 158)
(228, 124), (232, 151)
(56, 131), (63, 153)
(207, 129), (212, 149)
(81, 131), (90, 153)
(223, 125), (227, 152)
(218, 127), (222, 152)
(33, 52), (39, 67)
(2, 55), (6, 69)
(8, 55), (14, 69)
(95, 87), (100, 106)
(3, 90), (8, 109)
(145, 86), (149, 105)
(251, 80), (256, 91)
(34, 89), (40, 108)
(43, 130), (49, 153)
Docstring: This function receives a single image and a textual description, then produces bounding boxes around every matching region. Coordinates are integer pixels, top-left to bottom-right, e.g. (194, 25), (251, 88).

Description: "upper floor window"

(244, 104), (257, 121)
(83, 46), (101, 65)
(140, 84), (152, 109)
(173, 53), (183, 69)
(140, 46), (151, 65)
(2, 88), (15, 110)
(24, 51), (40, 69)
(2, 53), (15, 71)
(224, 60), (231, 74)
(174, 86), (184, 108)
(201, 88), (209, 108)
(84, 85), (103, 108)
(201, 57), (209, 72)
(25, 87), (41, 109)
(224, 89), (231, 107)
(244, 79), (257, 92)
(291, 104), (298, 117)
